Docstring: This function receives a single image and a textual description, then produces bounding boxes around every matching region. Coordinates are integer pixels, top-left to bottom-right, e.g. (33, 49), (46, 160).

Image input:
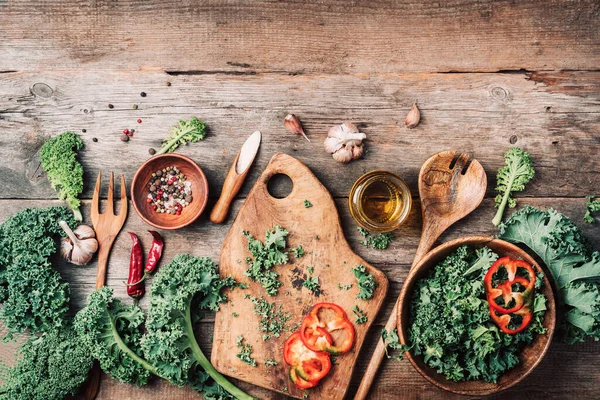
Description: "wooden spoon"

(355, 151), (487, 399)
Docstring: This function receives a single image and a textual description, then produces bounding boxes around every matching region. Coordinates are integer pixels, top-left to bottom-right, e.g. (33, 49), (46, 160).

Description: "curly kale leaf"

(157, 116), (207, 155)
(407, 245), (547, 383)
(40, 132), (84, 221)
(0, 207), (75, 335)
(74, 287), (153, 386)
(141, 254), (253, 400)
(499, 205), (600, 343)
(492, 147), (535, 226)
(0, 324), (93, 400)
(352, 264), (378, 300)
(584, 195), (600, 223)
(243, 226), (289, 296)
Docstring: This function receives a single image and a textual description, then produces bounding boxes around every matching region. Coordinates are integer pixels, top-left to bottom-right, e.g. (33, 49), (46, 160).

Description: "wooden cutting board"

(212, 153), (388, 399)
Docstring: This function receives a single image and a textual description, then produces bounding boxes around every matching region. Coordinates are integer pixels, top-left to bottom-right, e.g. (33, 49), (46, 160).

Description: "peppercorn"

(166, 82), (171, 86)
(82, 129), (87, 133)
(140, 92), (146, 97)
(120, 134), (129, 142)
(123, 129), (130, 135)
(92, 137), (98, 142)
(137, 119), (142, 123)
(108, 104), (114, 109)
(148, 148), (156, 155)
(133, 104), (138, 109)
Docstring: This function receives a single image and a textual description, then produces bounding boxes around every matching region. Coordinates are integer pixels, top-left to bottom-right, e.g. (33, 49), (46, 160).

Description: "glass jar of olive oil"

(349, 170), (412, 232)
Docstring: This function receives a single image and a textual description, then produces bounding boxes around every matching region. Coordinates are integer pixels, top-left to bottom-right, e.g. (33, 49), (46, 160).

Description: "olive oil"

(349, 171), (412, 232)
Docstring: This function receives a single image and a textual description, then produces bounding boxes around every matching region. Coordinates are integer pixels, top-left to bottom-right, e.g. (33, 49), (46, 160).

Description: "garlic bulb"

(59, 221), (98, 266)
(324, 122), (366, 163)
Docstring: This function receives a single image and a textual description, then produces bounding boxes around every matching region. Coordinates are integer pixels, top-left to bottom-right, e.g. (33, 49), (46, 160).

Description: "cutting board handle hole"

(266, 173), (293, 199)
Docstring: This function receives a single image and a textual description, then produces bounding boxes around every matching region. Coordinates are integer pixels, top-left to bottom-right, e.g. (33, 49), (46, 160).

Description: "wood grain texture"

(0, 70), (599, 201)
(212, 153), (388, 399)
(0, 1), (599, 73)
(356, 150), (487, 399)
(0, 196), (597, 399)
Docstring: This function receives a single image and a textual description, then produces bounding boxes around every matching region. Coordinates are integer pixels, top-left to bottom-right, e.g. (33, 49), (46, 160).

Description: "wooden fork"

(82, 172), (128, 400)
(91, 171), (128, 289)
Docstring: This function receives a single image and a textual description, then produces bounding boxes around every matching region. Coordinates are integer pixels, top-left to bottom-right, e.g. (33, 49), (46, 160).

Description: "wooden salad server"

(210, 130), (261, 223)
(81, 172), (128, 400)
(355, 151), (487, 400)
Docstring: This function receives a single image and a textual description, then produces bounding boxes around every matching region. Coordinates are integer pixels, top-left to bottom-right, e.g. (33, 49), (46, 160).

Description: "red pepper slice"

(284, 332), (331, 388)
(300, 303), (355, 355)
(490, 305), (533, 334)
(289, 367), (318, 389)
(484, 257), (536, 314)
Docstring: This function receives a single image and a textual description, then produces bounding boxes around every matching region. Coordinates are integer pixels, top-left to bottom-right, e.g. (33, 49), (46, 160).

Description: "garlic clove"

(284, 114), (310, 142)
(352, 143), (364, 159)
(59, 221), (98, 266)
(332, 145), (354, 163)
(405, 103), (421, 129)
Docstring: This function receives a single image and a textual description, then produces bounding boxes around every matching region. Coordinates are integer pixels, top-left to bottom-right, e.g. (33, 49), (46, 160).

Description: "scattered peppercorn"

(130, 129), (135, 133)
(82, 129), (87, 133)
(133, 104), (138, 109)
(120, 134), (129, 142)
(148, 148), (156, 155)
(123, 129), (130, 135)
(137, 119), (142, 124)
(108, 104), (114, 109)
(140, 92), (146, 97)
(166, 81), (171, 86)
(92, 138), (98, 142)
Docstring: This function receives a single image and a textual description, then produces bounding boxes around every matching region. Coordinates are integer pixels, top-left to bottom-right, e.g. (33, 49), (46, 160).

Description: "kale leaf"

(407, 245), (547, 383)
(243, 226), (289, 296)
(352, 264), (378, 300)
(157, 117), (207, 155)
(499, 206), (600, 343)
(0, 324), (93, 400)
(40, 132), (84, 221)
(492, 147), (535, 226)
(141, 254), (253, 399)
(74, 287), (153, 386)
(0, 207), (75, 335)
(584, 195), (600, 223)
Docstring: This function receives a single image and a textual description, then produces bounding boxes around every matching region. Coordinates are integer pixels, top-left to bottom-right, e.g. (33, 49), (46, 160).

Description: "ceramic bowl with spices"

(131, 153), (208, 230)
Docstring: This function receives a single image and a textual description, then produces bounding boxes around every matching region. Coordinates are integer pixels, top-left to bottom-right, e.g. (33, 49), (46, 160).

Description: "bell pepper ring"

(284, 332), (331, 388)
(484, 257), (536, 314)
(487, 276), (531, 314)
(289, 367), (318, 389)
(299, 303), (355, 355)
(490, 305), (533, 334)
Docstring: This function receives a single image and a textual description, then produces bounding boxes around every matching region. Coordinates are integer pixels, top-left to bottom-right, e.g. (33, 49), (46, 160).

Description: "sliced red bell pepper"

(484, 257), (536, 314)
(284, 332), (331, 388)
(289, 366), (318, 389)
(300, 303), (355, 355)
(490, 305), (533, 334)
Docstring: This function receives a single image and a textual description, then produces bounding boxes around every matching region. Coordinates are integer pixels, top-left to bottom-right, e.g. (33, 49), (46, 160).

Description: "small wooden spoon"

(210, 131), (261, 223)
(355, 151), (487, 399)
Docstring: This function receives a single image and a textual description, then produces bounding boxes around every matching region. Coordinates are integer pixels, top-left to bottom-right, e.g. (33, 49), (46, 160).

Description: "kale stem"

(108, 315), (161, 377)
(185, 298), (255, 400)
(492, 174), (516, 226)
(156, 126), (195, 155)
(72, 208), (83, 222)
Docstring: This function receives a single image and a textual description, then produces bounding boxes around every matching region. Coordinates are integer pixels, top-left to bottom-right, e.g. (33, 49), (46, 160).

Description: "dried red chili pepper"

(126, 230), (164, 286)
(126, 232), (144, 299)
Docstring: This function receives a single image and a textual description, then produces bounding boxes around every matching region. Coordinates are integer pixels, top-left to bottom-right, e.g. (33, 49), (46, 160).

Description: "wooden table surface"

(1, 1), (599, 399)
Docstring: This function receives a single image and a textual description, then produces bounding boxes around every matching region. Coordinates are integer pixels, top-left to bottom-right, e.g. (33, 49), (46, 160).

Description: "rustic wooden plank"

(0, 196), (599, 399)
(1, 70), (599, 200)
(0, 1), (598, 73)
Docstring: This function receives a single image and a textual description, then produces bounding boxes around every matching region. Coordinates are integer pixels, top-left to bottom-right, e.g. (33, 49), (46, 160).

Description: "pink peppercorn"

(123, 129), (129, 135)
(137, 119), (142, 124)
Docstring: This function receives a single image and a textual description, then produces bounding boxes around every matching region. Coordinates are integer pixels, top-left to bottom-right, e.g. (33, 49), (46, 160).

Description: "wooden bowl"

(397, 236), (556, 396)
(130, 153), (209, 230)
